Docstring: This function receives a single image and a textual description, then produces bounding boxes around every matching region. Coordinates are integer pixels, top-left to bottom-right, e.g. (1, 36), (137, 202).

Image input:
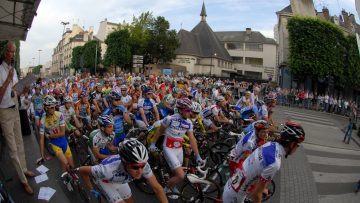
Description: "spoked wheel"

(181, 179), (221, 203)
(210, 143), (231, 165)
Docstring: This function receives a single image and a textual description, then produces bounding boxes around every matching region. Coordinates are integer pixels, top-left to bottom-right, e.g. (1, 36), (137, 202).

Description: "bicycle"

(61, 168), (92, 203)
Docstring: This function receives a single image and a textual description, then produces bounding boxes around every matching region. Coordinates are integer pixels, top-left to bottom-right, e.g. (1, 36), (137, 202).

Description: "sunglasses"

(127, 163), (146, 170)
(180, 108), (193, 113)
(105, 125), (113, 129)
(46, 106), (56, 110)
(114, 99), (121, 101)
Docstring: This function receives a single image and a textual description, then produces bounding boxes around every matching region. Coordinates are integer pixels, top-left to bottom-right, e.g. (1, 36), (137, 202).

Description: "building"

(51, 24), (94, 76)
(215, 29), (277, 80)
(172, 2), (277, 80)
(94, 18), (121, 59)
(275, 0), (360, 88)
(356, 0), (360, 19)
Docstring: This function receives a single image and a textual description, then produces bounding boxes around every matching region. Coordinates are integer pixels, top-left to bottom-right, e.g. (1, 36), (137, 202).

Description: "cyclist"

(135, 86), (159, 129)
(38, 95), (74, 172)
(228, 120), (270, 174)
(222, 121), (305, 203)
(79, 139), (168, 203)
(190, 102), (206, 134)
(88, 115), (118, 161)
(103, 90), (132, 146)
(119, 85), (132, 110)
(149, 98), (205, 195)
(157, 87), (181, 119)
(68, 83), (80, 103)
(31, 84), (45, 127)
(59, 96), (81, 138)
(200, 96), (233, 133)
(197, 88), (212, 109)
(75, 92), (92, 131)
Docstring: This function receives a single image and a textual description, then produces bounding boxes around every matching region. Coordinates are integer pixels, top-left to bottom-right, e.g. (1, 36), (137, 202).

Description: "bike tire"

(180, 179), (221, 203)
(76, 183), (90, 203)
(76, 137), (91, 166)
(210, 143), (231, 165)
(206, 168), (223, 187)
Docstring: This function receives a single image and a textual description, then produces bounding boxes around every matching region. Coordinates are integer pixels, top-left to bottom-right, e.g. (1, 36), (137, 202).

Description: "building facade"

(172, 2), (277, 80)
(94, 18), (120, 59)
(51, 24), (94, 76)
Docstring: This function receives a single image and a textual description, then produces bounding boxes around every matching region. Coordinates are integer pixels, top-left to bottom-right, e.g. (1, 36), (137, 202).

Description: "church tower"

(290, 0), (316, 17)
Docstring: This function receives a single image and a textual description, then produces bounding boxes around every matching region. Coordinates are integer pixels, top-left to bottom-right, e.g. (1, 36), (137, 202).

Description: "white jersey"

(231, 131), (260, 162)
(121, 94), (132, 104)
(161, 113), (193, 139)
(228, 142), (285, 193)
(91, 155), (153, 184)
(59, 105), (76, 122)
(201, 105), (221, 119)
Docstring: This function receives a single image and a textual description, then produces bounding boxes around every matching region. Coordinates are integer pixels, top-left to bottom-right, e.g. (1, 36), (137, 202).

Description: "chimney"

(349, 14), (356, 26)
(246, 28), (252, 35)
(322, 7), (330, 21)
(342, 9), (351, 29)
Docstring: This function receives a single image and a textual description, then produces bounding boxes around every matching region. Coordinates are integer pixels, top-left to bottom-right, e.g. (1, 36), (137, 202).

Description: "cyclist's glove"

(90, 188), (101, 199)
(149, 143), (159, 152)
(196, 154), (205, 167)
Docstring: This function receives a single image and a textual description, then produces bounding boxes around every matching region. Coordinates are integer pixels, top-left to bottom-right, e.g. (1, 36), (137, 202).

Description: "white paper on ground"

(35, 173), (48, 184)
(38, 187), (56, 201)
(36, 165), (49, 174)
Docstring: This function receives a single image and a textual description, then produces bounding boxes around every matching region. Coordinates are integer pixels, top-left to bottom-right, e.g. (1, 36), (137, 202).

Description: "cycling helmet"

(43, 95), (57, 106)
(98, 115), (114, 127)
(119, 138), (149, 164)
(143, 86), (153, 94)
(215, 95), (225, 103)
(279, 121), (305, 143)
(191, 102), (202, 113)
(254, 120), (270, 130)
(95, 83), (102, 88)
(172, 87), (182, 94)
(110, 90), (122, 99)
(80, 91), (87, 98)
(120, 85), (128, 90)
(176, 98), (192, 110)
(264, 94), (277, 104)
(64, 96), (73, 103)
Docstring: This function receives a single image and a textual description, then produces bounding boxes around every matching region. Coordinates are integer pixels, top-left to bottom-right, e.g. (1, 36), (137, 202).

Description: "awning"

(0, 0), (41, 41)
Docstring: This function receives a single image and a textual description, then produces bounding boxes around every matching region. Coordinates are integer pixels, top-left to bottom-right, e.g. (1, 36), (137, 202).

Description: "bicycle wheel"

(76, 137), (91, 166)
(210, 143), (231, 165)
(181, 179), (221, 203)
(166, 192), (185, 203)
(206, 168), (223, 187)
(75, 183), (90, 203)
(262, 180), (276, 202)
(133, 178), (155, 195)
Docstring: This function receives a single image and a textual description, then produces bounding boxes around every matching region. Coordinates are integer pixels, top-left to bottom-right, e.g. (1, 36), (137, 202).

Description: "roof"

(0, 0), (41, 41)
(175, 21), (232, 61)
(277, 5), (292, 14)
(215, 31), (277, 45)
(200, 2), (207, 17)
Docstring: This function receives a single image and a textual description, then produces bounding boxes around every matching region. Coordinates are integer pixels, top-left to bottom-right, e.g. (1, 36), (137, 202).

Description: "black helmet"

(119, 139), (148, 164)
(279, 122), (305, 143)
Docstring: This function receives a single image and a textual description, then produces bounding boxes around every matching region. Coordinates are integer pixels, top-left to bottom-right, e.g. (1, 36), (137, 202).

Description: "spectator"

(355, 179), (360, 193)
(308, 91), (314, 109)
(343, 103), (357, 144)
(324, 93), (329, 112)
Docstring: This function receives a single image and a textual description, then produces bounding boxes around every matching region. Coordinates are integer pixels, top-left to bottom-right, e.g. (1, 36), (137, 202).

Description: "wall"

(290, 0), (316, 17)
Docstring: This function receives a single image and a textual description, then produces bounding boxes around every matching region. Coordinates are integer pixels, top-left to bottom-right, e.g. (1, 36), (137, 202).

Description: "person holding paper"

(0, 41), (35, 195)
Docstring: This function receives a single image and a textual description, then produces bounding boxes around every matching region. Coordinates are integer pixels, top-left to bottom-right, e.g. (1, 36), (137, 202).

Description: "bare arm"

(79, 166), (93, 190)
(146, 175), (168, 203)
(251, 179), (268, 203)
(188, 131), (200, 157)
(151, 125), (166, 144)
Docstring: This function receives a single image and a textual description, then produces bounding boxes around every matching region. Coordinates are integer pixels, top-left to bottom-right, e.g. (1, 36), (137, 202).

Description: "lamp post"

(210, 52), (217, 76)
(32, 57), (35, 67)
(38, 49), (42, 65)
(60, 21), (69, 76)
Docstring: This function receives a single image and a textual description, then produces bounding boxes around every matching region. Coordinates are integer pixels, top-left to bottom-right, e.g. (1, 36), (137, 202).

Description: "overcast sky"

(20, 0), (358, 69)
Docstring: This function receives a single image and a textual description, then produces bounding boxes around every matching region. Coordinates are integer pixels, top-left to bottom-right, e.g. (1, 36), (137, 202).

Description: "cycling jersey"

(75, 102), (90, 118)
(103, 106), (126, 145)
(135, 98), (156, 121)
(257, 104), (268, 120)
(102, 87), (112, 96)
(223, 142), (284, 203)
(88, 129), (114, 155)
(59, 105), (76, 123)
(162, 113), (193, 140)
(121, 94), (132, 105)
(39, 111), (70, 157)
(243, 120), (267, 135)
(32, 95), (44, 110)
(231, 130), (265, 162)
(91, 155), (153, 183)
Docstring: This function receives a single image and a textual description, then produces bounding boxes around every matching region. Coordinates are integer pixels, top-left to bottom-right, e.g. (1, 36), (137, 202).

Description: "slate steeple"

(200, 1), (207, 22)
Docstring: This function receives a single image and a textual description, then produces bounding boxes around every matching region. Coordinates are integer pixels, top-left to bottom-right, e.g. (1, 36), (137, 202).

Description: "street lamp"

(210, 52), (217, 76)
(32, 57), (35, 67)
(60, 21), (69, 76)
(38, 49), (42, 65)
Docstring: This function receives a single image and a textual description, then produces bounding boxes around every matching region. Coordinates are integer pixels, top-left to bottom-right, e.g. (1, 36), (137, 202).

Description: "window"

(227, 42), (243, 50)
(245, 71), (262, 80)
(245, 57), (263, 67)
(232, 57), (243, 64)
(245, 43), (263, 51)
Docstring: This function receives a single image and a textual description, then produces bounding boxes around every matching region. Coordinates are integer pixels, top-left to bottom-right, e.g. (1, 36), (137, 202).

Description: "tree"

(32, 65), (42, 75)
(82, 40), (101, 74)
(288, 17), (347, 80)
(147, 16), (180, 64)
(344, 35), (360, 88)
(128, 11), (153, 55)
(103, 29), (132, 70)
(71, 46), (84, 71)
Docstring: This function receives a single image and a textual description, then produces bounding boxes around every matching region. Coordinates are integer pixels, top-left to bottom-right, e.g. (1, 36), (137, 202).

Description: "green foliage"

(32, 65), (42, 75)
(147, 16), (180, 64)
(128, 11), (153, 55)
(288, 17), (347, 80)
(344, 35), (360, 88)
(81, 40), (101, 74)
(71, 46), (84, 70)
(103, 29), (132, 69)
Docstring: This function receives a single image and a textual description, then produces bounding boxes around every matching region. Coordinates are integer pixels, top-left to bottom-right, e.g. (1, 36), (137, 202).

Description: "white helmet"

(191, 102), (202, 113)
(64, 96), (73, 103)
(43, 95), (57, 106)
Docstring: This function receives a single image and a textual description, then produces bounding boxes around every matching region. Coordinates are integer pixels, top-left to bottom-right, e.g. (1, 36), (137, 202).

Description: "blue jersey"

(135, 98), (156, 121)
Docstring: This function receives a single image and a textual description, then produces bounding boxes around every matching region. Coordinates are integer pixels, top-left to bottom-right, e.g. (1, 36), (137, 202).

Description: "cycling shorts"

(50, 143), (72, 158)
(163, 146), (183, 170)
(97, 181), (132, 203)
(222, 179), (247, 203)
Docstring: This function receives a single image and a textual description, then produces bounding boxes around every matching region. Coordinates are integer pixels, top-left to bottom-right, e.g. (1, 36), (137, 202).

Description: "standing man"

(0, 41), (35, 194)
(343, 103), (357, 144)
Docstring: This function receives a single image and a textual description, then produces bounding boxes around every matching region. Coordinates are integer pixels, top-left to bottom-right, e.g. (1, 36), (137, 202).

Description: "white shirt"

(0, 62), (18, 108)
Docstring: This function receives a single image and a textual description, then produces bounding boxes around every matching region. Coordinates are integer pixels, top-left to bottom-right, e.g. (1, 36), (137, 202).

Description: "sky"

(20, 0), (358, 69)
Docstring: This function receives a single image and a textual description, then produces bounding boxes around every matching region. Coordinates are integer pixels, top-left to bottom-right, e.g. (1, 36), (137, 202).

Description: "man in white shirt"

(0, 41), (35, 195)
